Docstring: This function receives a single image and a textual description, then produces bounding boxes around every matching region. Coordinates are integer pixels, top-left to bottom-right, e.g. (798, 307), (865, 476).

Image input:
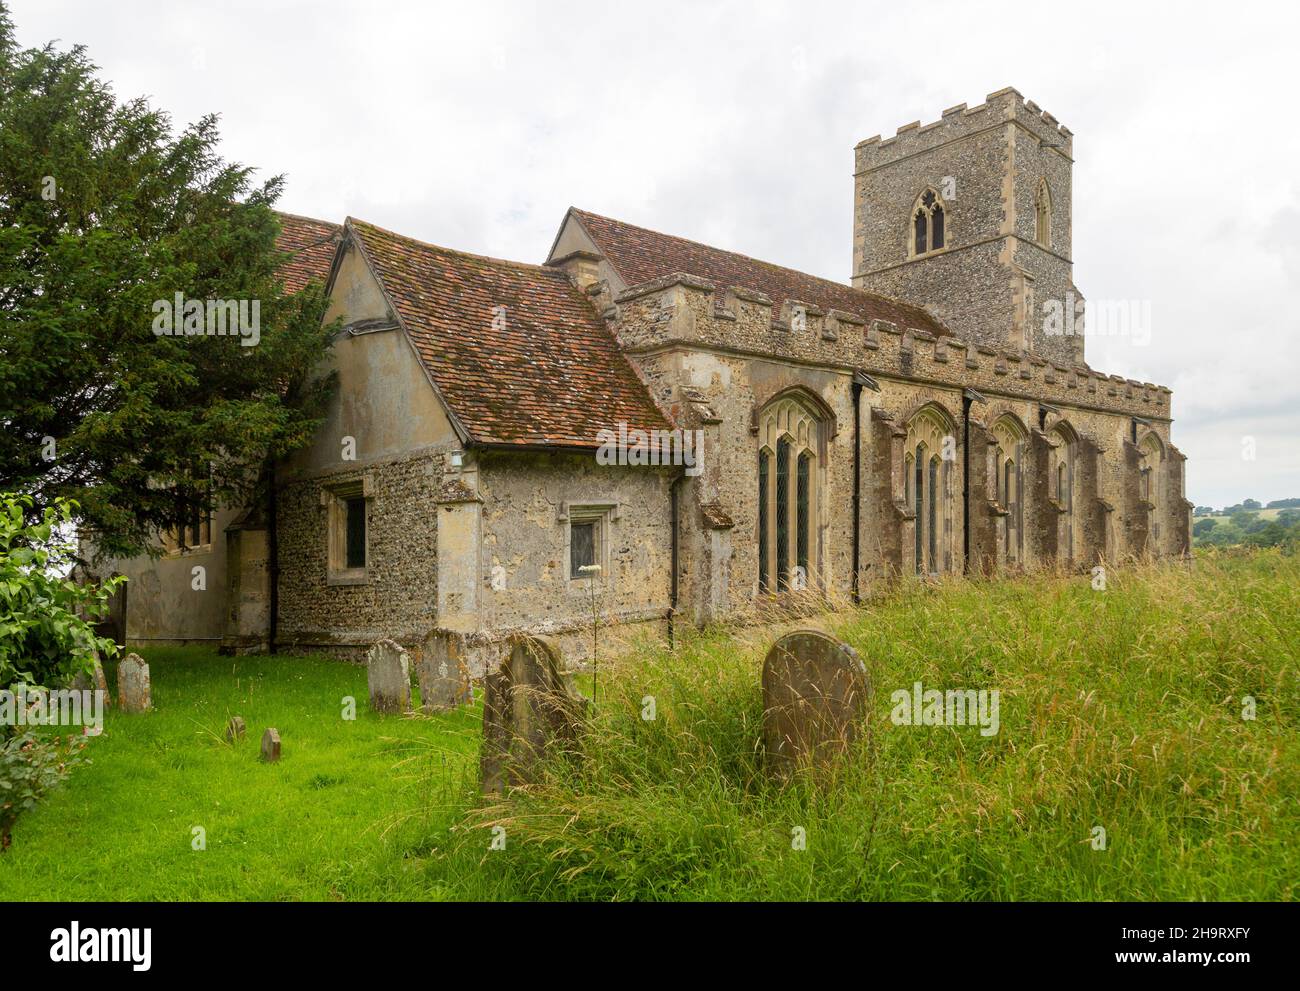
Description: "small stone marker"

(116, 652), (152, 713)
(261, 727), (281, 762)
(367, 639), (411, 714)
(417, 630), (473, 713)
(480, 635), (587, 797)
(762, 630), (869, 777)
(70, 651), (110, 704)
(225, 716), (246, 742)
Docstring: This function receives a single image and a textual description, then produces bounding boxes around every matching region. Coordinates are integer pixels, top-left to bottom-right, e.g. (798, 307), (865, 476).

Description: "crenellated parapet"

(855, 86), (1073, 175)
(601, 272), (1171, 421)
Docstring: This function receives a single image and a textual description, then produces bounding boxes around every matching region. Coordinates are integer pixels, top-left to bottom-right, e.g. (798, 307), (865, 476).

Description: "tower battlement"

(855, 88), (1073, 173)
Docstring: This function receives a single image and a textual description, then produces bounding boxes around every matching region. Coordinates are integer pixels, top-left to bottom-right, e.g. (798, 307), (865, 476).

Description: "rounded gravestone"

(480, 635), (587, 797)
(116, 653), (152, 714)
(761, 630), (869, 777)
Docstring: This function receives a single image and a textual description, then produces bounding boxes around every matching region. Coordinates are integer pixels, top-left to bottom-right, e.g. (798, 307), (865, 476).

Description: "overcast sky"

(11, 0), (1299, 507)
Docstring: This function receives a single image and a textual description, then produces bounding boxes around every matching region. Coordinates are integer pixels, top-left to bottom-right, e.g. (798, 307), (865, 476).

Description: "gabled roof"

(275, 212), (342, 293)
(348, 218), (671, 449)
(567, 208), (950, 338)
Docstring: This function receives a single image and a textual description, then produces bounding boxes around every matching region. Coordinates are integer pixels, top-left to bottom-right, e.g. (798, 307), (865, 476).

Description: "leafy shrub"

(0, 732), (87, 851)
(0, 494), (123, 695)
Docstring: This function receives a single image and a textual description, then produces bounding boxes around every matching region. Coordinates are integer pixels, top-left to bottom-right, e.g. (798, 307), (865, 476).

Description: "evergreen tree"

(0, 3), (336, 557)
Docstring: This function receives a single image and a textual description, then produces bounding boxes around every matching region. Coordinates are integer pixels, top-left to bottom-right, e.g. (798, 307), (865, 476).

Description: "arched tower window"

(1035, 178), (1052, 248)
(911, 188), (947, 257)
(757, 395), (826, 593)
(905, 405), (957, 575)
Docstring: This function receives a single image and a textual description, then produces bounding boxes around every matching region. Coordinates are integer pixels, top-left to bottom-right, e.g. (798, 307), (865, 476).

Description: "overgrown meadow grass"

(432, 551), (1298, 900)
(0, 551), (1294, 900)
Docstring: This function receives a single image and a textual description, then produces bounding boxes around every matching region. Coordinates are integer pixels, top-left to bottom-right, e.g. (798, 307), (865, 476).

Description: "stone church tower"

(852, 87), (1084, 367)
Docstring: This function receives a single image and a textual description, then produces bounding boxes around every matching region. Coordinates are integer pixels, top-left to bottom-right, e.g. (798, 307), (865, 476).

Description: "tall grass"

(429, 551), (1298, 900)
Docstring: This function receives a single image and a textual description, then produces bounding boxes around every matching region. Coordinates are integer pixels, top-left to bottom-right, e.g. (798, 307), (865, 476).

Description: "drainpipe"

(962, 388), (987, 575)
(668, 473), (682, 646)
(267, 460), (279, 655)
(851, 371), (880, 604)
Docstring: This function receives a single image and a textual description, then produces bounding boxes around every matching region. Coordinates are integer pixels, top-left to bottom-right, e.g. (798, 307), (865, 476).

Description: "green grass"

(1, 551), (1296, 901)
(0, 649), (482, 900)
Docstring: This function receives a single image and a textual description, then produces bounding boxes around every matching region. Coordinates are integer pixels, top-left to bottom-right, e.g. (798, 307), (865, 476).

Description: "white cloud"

(11, 0), (1299, 507)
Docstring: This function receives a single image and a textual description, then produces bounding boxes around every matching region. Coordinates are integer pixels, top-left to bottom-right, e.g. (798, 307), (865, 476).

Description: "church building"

(98, 88), (1191, 669)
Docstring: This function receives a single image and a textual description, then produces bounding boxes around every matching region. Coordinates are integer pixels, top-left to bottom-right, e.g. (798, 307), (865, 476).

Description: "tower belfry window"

(911, 188), (946, 256)
(1035, 179), (1052, 248)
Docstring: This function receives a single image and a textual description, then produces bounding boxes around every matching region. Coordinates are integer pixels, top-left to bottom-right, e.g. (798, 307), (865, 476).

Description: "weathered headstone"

(116, 653), (152, 713)
(225, 716), (246, 742)
(762, 630), (869, 777)
(261, 727), (281, 762)
(70, 651), (110, 705)
(417, 630), (473, 713)
(366, 639), (411, 714)
(480, 635), (587, 797)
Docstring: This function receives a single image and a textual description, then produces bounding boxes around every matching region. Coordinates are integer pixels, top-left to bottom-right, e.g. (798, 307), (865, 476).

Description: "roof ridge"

(348, 216), (566, 278)
(572, 206), (938, 319)
(274, 210), (342, 230)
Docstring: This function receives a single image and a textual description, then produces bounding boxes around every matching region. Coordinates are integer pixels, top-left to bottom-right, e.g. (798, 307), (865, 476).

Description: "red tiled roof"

(349, 218), (671, 449)
(275, 212), (342, 293)
(569, 208), (950, 337)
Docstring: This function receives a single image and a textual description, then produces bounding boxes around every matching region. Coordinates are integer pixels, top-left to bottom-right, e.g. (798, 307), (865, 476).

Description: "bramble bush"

(0, 732), (87, 851)
(0, 492), (116, 851)
(0, 493), (123, 696)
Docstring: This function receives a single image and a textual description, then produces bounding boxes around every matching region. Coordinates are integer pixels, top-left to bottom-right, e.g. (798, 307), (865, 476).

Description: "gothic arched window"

(990, 414), (1029, 567)
(757, 395), (826, 593)
(905, 405), (957, 575)
(1035, 178), (1052, 248)
(1139, 432), (1166, 544)
(1048, 421), (1078, 565)
(911, 188), (947, 256)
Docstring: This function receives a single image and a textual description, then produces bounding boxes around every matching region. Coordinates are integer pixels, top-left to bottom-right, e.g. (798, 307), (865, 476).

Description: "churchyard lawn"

(0, 551), (1295, 901)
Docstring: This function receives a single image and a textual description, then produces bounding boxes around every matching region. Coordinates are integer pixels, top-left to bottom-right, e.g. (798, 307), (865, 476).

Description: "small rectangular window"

(570, 521), (596, 579)
(345, 496), (366, 569)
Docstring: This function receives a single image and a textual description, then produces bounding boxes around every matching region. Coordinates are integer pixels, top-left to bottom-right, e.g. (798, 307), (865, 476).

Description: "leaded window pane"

(570, 521), (595, 579)
(345, 497), (366, 569)
(797, 451), (810, 580)
(928, 457), (939, 573)
(914, 444), (925, 573)
(776, 438), (790, 590)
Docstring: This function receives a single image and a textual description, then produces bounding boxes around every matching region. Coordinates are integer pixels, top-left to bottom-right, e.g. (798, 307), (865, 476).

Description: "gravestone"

(261, 727), (281, 762)
(116, 653), (152, 713)
(761, 630), (869, 777)
(417, 630), (473, 713)
(480, 635), (587, 797)
(70, 651), (109, 704)
(366, 639), (411, 714)
(225, 716), (246, 742)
